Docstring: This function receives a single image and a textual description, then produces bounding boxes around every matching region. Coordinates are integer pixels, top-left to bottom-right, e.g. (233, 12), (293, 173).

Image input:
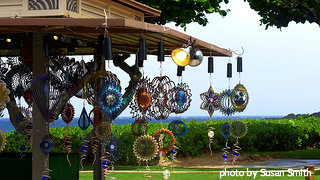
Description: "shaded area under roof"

(0, 18), (232, 57)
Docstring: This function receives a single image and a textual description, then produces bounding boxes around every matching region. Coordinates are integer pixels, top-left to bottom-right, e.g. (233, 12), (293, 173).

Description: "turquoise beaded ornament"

(97, 79), (122, 121)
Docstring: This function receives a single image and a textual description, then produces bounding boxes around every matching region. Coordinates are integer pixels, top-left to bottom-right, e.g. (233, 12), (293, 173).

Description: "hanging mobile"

(200, 55), (221, 155)
(221, 122), (231, 167)
(220, 59), (236, 116)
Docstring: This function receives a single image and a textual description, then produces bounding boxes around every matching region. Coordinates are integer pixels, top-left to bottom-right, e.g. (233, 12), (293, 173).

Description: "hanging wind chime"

(200, 56), (221, 155)
(230, 53), (249, 167)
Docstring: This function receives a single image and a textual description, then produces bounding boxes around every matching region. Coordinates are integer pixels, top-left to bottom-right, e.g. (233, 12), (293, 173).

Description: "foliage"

(244, 0), (320, 29)
(4, 117), (320, 164)
(136, 0), (230, 29)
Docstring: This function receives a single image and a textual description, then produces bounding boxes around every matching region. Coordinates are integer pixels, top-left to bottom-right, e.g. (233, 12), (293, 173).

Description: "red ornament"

(61, 103), (75, 124)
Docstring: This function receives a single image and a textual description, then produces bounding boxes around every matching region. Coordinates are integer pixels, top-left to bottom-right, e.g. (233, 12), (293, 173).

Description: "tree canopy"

(137, 0), (320, 29)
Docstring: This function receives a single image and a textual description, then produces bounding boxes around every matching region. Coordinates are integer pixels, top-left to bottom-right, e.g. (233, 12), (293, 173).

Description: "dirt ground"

(173, 152), (274, 168)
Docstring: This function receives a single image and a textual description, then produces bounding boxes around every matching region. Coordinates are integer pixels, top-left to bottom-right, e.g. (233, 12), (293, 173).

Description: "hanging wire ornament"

(133, 135), (158, 161)
(84, 70), (120, 107)
(61, 103), (75, 124)
(41, 159), (52, 180)
(48, 57), (86, 96)
(231, 83), (249, 112)
(221, 122), (231, 167)
(153, 128), (176, 154)
(32, 74), (64, 121)
(220, 89), (236, 116)
(129, 77), (153, 120)
(79, 139), (89, 171)
(149, 76), (175, 120)
(200, 86), (221, 118)
(0, 80), (10, 115)
(5, 64), (32, 99)
(95, 122), (112, 141)
(168, 120), (187, 137)
(230, 120), (248, 167)
(89, 107), (103, 127)
(168, 82), (192, 114)
(97, 79), (122, 121)
(40, 136), (53, 154)
(0, 128), (6, 152)
(131, 118), (148, 137)
(102, 134), (123, 163)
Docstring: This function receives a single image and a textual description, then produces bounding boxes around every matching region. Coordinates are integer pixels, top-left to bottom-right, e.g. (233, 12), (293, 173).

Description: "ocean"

(0, 115), (282, 133)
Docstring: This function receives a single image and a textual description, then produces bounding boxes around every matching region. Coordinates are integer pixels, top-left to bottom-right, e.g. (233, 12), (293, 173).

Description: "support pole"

(32, 33), (49, 180)
(93, 37), (105, 180)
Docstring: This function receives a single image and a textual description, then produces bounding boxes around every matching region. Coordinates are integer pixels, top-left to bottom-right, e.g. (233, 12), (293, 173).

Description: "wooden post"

(93, 35), (105, 180)
(305, 166), (314, 180)
(32, 33), (49, 180)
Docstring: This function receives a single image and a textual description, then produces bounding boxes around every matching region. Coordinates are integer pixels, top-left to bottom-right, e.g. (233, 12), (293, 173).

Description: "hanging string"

(159, 61), (163, 77)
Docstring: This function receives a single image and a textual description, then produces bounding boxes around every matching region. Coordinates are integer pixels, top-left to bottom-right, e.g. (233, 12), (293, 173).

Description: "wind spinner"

(221, 122), (231, 167)
(133, 135), (158, 177)
(230, 55), (249, 166)
(200, 56), (221, 154)
(61, 102), (75, 166)
(0, 80), (10, 116)
(220, 61), (236, 116)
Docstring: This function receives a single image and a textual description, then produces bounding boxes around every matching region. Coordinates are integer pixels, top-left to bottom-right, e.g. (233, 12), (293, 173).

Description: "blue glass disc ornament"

(40, 136), (53, 154)
(97, 79), (122, 120)
(168, 83), (192, 114)
(220, 89), (236, 116)
(168, 120), (187, 137)
(221, 122), (231, 139)
(78, 107), (90, 130)
(80, 146), (87, 152)
(20, 145), (26, 152)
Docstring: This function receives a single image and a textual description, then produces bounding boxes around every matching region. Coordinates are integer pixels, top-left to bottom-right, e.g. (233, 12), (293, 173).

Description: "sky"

(2, 0), (320, 118)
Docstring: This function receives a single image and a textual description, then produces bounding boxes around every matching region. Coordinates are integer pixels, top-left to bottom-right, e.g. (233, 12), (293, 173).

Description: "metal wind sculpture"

(220, 61), (236, 116)
(221, 122), (231, 167)
(61, 102), (75, 166)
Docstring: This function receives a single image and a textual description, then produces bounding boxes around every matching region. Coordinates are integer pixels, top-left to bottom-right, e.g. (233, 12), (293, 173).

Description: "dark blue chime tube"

(104, 36), (113, 60)
(158, 41), (165, 62)
(139, 38), (147, 60)
(227, 63), (232, 78)
(208, 56), (214, 73)
(237, 56), (242, 72)
(177, 66), (183, 76)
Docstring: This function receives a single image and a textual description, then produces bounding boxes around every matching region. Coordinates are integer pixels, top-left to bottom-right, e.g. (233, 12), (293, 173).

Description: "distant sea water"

(0, 115), (282, 133)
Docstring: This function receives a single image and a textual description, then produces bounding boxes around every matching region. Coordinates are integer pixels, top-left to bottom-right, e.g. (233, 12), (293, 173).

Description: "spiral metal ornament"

(97, 79), (122, 121)
(221, 122), (231, 166)
(63, 136), (72, 166)
(200, 86), (221, 118)
(129, 77), (153, 120)
(220, 89), (236, 116)
(0, 129), (6, 152)
(0, 80), (10, 113)
(84, 70), (120, 107)
(95, 122), (112, 141)
(61, 103), (75, 124)
(232, 140), (241, 167)
(168, 83), (192, 114)
(231, 84), (249, 112)
(153, 128), (176, 154)
(168, 120), (187, 137)
(149, 76), (175, 120)
(102, 134), (123, 162)
(79, 139), (89, 170)
(48, 57), (87, 96)
(5, 64), (32, 99)
(131, 118), (148, 137)
(133, 135), (158, 161)
(89, 107), (103, 127)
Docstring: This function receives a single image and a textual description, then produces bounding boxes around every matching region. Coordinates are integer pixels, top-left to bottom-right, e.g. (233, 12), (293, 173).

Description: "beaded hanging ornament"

(221, 122), (231, 166)
(149, 76), (175, 120)
(129, 77), (153, 120)
(131, 118), (148, 137)
(0, 128), (6, 152)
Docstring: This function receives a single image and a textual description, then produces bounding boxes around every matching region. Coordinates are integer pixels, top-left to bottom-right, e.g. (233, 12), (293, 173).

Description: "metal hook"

(230, 47), (245, 56)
